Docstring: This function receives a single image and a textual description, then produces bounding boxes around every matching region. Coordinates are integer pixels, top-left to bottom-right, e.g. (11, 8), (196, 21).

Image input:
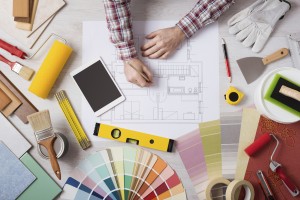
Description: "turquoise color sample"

(124, 147), (137, 200)
(17, 153), (62, 200)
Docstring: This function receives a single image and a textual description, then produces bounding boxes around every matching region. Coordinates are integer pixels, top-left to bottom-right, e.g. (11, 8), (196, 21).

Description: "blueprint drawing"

(100, 37), (204, 123)
(82, 21), (219, 140)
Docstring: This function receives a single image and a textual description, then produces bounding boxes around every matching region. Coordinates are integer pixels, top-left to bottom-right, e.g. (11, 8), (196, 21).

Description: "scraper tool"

(237, 48), (289, 84)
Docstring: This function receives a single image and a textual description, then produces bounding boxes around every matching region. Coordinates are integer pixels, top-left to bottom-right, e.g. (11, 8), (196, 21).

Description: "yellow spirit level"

(93, 123), (174, 152)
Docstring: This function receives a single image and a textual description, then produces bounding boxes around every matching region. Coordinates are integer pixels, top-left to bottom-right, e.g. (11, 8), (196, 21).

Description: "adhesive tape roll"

(226, 179), (255, 200)
(205, 177), (230, 200)
(29, 40), (72, 99)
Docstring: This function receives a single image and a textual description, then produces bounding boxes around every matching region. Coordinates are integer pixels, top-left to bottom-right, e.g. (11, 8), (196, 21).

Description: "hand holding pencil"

(124, 58), (153, 87)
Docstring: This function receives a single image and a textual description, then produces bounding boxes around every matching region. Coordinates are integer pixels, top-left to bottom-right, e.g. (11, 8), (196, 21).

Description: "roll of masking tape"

(226, 179), (255, 200)
(29, 40), (72, 99)
(206, 177), (230, 200)
(206, 178), (255, 200)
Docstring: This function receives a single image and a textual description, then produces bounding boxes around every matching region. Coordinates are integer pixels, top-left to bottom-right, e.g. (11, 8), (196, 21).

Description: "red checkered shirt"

(103, 0), (233, 60)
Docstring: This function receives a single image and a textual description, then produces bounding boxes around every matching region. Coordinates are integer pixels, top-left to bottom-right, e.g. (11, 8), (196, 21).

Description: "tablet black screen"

(73, 60), (122, 112)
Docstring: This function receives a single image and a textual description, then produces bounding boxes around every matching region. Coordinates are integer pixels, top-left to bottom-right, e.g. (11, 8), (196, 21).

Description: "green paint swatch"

(124, 147), (137, 200)
(17, 153), (61, 200)
(199, 120), (222, 179)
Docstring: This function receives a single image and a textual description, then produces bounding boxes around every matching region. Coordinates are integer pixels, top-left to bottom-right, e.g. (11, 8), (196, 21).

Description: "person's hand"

(141, 26), (185, 59)
(124, 58), (153, 87)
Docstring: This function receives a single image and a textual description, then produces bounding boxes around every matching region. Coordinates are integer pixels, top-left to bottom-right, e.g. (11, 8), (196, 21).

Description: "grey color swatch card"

(0, 141), (36, 200)
(0, 113), (31, 158)
(220, 112), (242, 179)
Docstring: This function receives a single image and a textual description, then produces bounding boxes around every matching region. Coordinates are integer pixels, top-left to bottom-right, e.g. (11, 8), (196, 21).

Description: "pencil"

(221, 38), (232, 83)
(127, 61), (151, 82)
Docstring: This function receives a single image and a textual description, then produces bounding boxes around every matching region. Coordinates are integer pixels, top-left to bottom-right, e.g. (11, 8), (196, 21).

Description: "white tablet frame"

(70, 57), (125, 117)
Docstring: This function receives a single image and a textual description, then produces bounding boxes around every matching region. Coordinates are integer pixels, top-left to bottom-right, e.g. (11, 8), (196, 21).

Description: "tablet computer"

(71, 57), (125, 116)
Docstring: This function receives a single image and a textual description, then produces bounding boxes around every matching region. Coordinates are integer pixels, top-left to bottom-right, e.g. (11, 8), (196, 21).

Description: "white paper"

(82, 21), (219, 141)
(0, 113), (32, 158)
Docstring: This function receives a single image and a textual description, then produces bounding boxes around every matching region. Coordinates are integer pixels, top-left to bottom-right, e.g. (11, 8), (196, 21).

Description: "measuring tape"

(55, 90), (91, 150)
(206, 177), (255, 200)
(224, 86), (244, 105)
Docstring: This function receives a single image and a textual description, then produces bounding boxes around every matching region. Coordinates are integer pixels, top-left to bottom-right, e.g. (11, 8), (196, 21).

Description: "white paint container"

(37, 132), (69, 159)
(254, 67), (300, 124)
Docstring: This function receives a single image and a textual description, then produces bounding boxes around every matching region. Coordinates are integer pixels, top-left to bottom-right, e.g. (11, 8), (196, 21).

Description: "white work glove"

(228, 0), (290, 52)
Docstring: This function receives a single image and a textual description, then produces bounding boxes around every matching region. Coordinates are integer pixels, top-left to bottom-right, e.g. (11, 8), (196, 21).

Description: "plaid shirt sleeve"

(103, 0), (137, 60)
(177, 0), (234, 38)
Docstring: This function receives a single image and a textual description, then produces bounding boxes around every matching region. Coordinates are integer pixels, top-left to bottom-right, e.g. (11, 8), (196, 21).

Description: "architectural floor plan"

(82, 21), (219, 140)
(100, 37), (204, 123)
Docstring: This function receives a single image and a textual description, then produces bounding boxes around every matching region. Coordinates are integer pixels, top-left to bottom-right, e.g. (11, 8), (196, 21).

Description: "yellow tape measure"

(55, 90), (91, 150)
(93, 123), (174, 152)
(224, 86), (244, 105)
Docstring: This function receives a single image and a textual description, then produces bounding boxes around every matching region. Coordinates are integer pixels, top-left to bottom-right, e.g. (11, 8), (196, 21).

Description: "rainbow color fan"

(61, 146), (187, 200)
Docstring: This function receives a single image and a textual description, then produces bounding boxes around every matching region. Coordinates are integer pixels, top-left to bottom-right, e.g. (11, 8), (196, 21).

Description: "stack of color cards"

(61, 147), (186, 200)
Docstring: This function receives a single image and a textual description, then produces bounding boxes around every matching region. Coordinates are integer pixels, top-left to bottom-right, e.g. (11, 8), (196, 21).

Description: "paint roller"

(28, 34), (72, 99)
(244, 133), (272, 156)
(245, 133), (300, 197)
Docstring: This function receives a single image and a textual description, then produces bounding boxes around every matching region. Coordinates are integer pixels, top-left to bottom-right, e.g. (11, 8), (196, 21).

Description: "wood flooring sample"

(0, 81), (22, 116)
(15, 0), (38, 31)
(0, 88), (12, 111)
(13, 0), (29, 17)
(14, 0), (34, 23)
(0, 71), (38, 123)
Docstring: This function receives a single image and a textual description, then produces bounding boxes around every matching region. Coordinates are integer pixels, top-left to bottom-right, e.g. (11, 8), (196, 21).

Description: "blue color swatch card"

(0, 141), (36, 200)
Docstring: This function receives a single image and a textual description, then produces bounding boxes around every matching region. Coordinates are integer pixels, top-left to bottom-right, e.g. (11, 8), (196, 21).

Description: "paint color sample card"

(61, 146), (187, 200)
(199, 120), (222, 179)
(220, 112), (242, 179)
(18, 153), (62, 200)
(235, 109), (260, 180)
(0, 113), (31, 158)
(176, 129), (208, 200)
(0, 142), (35, 200)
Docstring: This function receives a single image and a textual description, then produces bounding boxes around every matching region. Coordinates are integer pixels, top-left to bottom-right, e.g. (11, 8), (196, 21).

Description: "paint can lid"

(37, 132), (68, 159)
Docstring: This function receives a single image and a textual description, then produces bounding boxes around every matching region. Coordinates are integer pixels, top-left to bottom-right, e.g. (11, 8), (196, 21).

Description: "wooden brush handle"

(0, 54), (13, 67)
(279, 85), (300, 101)
(39, 136), (61, 180)
(262, 48), (289, 65)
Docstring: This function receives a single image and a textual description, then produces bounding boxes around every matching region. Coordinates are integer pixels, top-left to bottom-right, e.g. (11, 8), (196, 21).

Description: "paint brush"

(27, 110), (61, 180)
(0, 54), (34, 81)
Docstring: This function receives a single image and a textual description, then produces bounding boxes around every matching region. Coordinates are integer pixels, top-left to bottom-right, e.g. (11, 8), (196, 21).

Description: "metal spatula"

(237, 48), (289, 84)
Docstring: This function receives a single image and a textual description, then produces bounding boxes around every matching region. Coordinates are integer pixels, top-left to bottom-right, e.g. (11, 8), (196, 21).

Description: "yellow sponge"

(29, 40), (72, 99)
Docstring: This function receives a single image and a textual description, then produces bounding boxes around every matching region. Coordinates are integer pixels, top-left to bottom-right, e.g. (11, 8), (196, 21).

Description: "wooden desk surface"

(0, 0), (299, 199)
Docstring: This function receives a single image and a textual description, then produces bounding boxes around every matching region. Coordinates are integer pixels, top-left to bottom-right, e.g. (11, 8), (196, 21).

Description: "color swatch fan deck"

(61, 147), (186, 200)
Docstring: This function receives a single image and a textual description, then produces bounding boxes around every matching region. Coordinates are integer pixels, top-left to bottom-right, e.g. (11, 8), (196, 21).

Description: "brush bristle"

(19, 65), (35, 81)
(27, 110), (52, 132)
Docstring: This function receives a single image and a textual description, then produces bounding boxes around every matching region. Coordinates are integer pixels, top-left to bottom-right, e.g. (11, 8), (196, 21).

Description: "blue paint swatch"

(0, 141), (36, 200)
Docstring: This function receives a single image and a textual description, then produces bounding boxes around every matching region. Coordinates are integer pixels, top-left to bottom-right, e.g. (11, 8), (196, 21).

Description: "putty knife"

(237, 48), (289, 84)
